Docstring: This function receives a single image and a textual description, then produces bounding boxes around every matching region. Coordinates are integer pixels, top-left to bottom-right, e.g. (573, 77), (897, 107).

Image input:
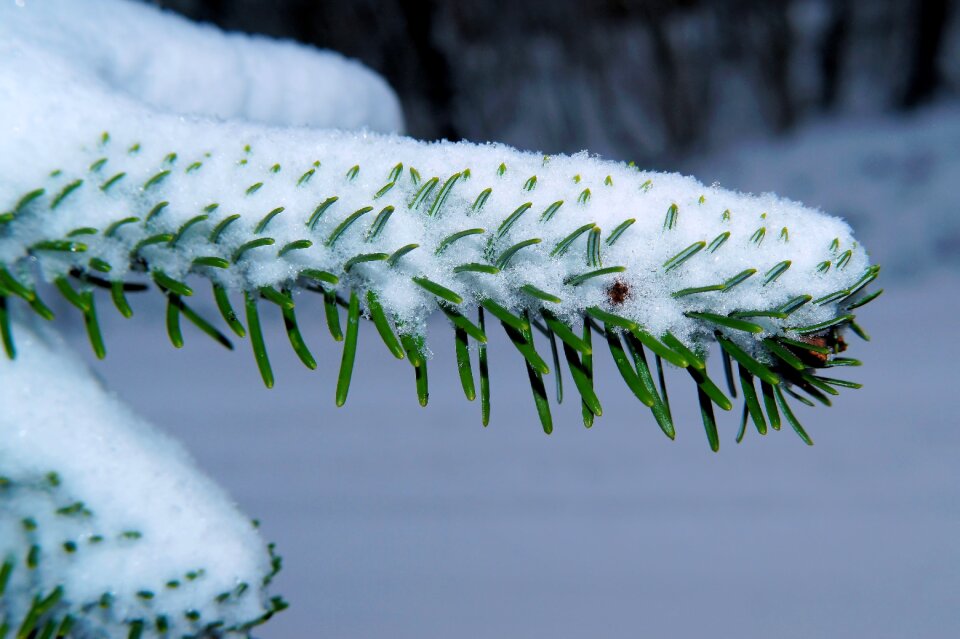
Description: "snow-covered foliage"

(0, 0), (879, 442)
(0, 0), (407, 636)
(0, 0), (882, 631)
(0, 320), (284, 638)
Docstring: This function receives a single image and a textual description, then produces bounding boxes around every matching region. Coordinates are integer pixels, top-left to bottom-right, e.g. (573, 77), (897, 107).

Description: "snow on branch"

(0, 3), (880, 442)
(0, 0), (883, 633)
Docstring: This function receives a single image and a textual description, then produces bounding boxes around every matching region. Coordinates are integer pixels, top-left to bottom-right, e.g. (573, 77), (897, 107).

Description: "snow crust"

(0, 318), (275, 637)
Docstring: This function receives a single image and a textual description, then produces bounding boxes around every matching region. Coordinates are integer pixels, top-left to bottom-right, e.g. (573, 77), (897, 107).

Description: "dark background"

(156, 0), (957, 162)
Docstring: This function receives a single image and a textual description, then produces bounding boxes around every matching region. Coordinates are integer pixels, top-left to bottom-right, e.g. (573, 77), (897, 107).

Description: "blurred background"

(73, 1), (959, 637)
(154, 0), (958, 161)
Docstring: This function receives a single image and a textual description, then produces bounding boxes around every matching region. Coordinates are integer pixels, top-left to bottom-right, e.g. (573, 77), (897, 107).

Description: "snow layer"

(0, 1), (873, 354)
(0, 0), (402, 134)
(0, 318), (277, 637)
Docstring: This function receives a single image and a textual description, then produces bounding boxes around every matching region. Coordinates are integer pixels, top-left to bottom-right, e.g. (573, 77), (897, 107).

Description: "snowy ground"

(62, 104), (960, 638)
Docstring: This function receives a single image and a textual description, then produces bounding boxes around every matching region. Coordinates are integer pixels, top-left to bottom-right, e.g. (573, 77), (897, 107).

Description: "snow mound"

(0, 318), (282, 637)
(0, 0), (403, 134)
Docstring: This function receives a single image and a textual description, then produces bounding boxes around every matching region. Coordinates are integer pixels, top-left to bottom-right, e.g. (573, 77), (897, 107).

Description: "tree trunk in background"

(901, 0), (952, 108)
(818, 0), (851, 110)
(155, 0), (959, 162)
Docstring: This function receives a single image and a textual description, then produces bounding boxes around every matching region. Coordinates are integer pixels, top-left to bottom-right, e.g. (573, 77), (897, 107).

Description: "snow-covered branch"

(0, 1), (882, 631)
(0, 320), (284, 638)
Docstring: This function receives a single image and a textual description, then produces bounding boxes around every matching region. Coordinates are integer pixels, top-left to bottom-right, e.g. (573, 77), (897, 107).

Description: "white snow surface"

(0, 318), (274, 636)
(0, 0), (872, 353)
(0, 0), (403, 135)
